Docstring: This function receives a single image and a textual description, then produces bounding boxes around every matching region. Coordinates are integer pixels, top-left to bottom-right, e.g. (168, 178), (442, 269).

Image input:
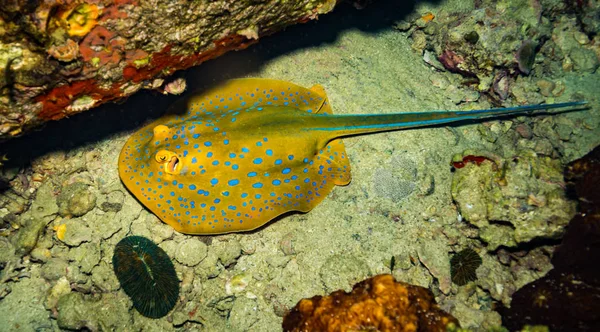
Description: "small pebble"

(175, 239), (207, 266)
(536, 80), (555, 97)
(573, 31), (590, 45)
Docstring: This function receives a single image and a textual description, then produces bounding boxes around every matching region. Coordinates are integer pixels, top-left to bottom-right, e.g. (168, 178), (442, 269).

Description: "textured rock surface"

(451, 150), (576, 250)
(0, 0), (338, 140)
(282, 274), (459, 331)
(500, 144), (600, 331)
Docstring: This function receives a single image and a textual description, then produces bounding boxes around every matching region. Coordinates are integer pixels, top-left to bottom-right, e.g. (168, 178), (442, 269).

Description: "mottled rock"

(68, 243), (101, 273)
(45, 276), (71, 310)
(501, 145), (600, 330)
(56, 292), (132, 330)
(41, 258), (69, 281)
(12, 216), (48, 256)
(0, 237), (17, 265)
(99, 191), (124, 212)
(176, 238), (208, 267)
(417, 240), (452, 294)
(57, 182), (96, 217)
(90, 261), (120, 292)
(95, 212), (122, 240)
(319, 254), (370, 293)
(214, 239), (242, 267)
(569, 47), (599, 73)
(451, 150), (575, 249)
(229, 297), (259, 331)
(195, 250), (222, 279)
(536, 79), (555, 97)
(58, 218), (92, 247)
(0, 278), (51, 331)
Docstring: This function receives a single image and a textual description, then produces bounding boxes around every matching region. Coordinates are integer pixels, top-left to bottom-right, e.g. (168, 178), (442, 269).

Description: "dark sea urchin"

(112, 236), (179, 318)
(450, 248), (482, 286)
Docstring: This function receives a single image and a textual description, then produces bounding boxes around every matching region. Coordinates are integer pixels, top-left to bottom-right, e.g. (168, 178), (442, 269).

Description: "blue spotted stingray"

(118, 78), (584, 234)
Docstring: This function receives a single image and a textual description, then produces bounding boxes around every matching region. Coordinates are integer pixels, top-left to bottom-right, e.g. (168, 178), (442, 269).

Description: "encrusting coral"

(282, 274), (459, 332)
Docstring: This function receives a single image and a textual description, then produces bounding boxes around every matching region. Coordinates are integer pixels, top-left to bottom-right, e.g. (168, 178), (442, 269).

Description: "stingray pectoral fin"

(320, 139), (352, 186)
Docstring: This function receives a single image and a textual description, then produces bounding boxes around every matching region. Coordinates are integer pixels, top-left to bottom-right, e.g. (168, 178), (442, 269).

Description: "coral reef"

(403, 0), (599, 104)
(282, 274), (459, 332)
(500, 144), (600, 330)
(112, 236), (179, 318)
(451, 149), (576, 250)
(0, 0), (339, 140)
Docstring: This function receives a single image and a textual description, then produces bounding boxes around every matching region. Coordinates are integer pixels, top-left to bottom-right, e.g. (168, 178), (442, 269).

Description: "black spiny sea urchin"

(450, 248), (482, 286)
(112, 236), (179, 318)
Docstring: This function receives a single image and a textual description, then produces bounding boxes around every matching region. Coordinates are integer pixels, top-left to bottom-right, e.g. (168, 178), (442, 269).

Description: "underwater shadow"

(0, 0), (441, 169)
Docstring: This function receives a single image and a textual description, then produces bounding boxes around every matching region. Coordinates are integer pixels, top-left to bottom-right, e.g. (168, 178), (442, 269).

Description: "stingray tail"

(308, 101), (588, 136)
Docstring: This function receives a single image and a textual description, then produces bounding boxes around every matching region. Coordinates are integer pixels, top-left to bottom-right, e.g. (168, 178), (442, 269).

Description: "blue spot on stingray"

(266, 149), (273, 156)
(272, 180), (281, 186)
(247, 172), (257, 177)
(170, 191), (175, 196)
(204, 141), (212, 147)
(253, 158), (263, 165)
(229, 153), (236, 158)
(232, 164), (239, 170)
(241, 193), (248, 198)
(252, 182), (263, 188)
(189, 184), (197, 190)
(274, 159), (282, 165)
(228, 179), (240, 186)
(223, 139), (229, 145)
(282, 168), (291, 174)
(288, 155), (294, 160)
(193, 134), (200, 139)
(242, 147), (250, 153)
(191, 157), (197, 164)
(210, 178), (218, 185)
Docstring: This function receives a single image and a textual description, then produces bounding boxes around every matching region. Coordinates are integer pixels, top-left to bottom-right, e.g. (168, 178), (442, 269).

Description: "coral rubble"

(282, 274), (459, 332)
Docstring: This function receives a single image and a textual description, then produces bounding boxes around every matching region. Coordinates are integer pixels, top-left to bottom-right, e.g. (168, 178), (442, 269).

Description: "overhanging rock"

(0, 0), (339, 140)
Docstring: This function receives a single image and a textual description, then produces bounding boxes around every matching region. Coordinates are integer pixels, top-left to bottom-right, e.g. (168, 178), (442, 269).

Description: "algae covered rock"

(57, 182), (96, 217)
(56, 292), (132, 330)
(451, 150), (575, 249)
(500, 144), (600, 330)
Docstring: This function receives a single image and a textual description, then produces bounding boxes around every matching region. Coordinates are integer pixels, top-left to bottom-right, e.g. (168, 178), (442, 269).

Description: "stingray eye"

(155, 150), (170, 163)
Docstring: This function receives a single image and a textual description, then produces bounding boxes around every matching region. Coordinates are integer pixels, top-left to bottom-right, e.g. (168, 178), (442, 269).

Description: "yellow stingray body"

(118, 78), (584, 234)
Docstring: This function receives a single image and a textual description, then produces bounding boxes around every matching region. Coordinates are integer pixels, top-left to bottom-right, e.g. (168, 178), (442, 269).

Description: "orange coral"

(283, 274), (459, 332)
(58, 3), (100, 37)
(421, 12), (435, 23)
